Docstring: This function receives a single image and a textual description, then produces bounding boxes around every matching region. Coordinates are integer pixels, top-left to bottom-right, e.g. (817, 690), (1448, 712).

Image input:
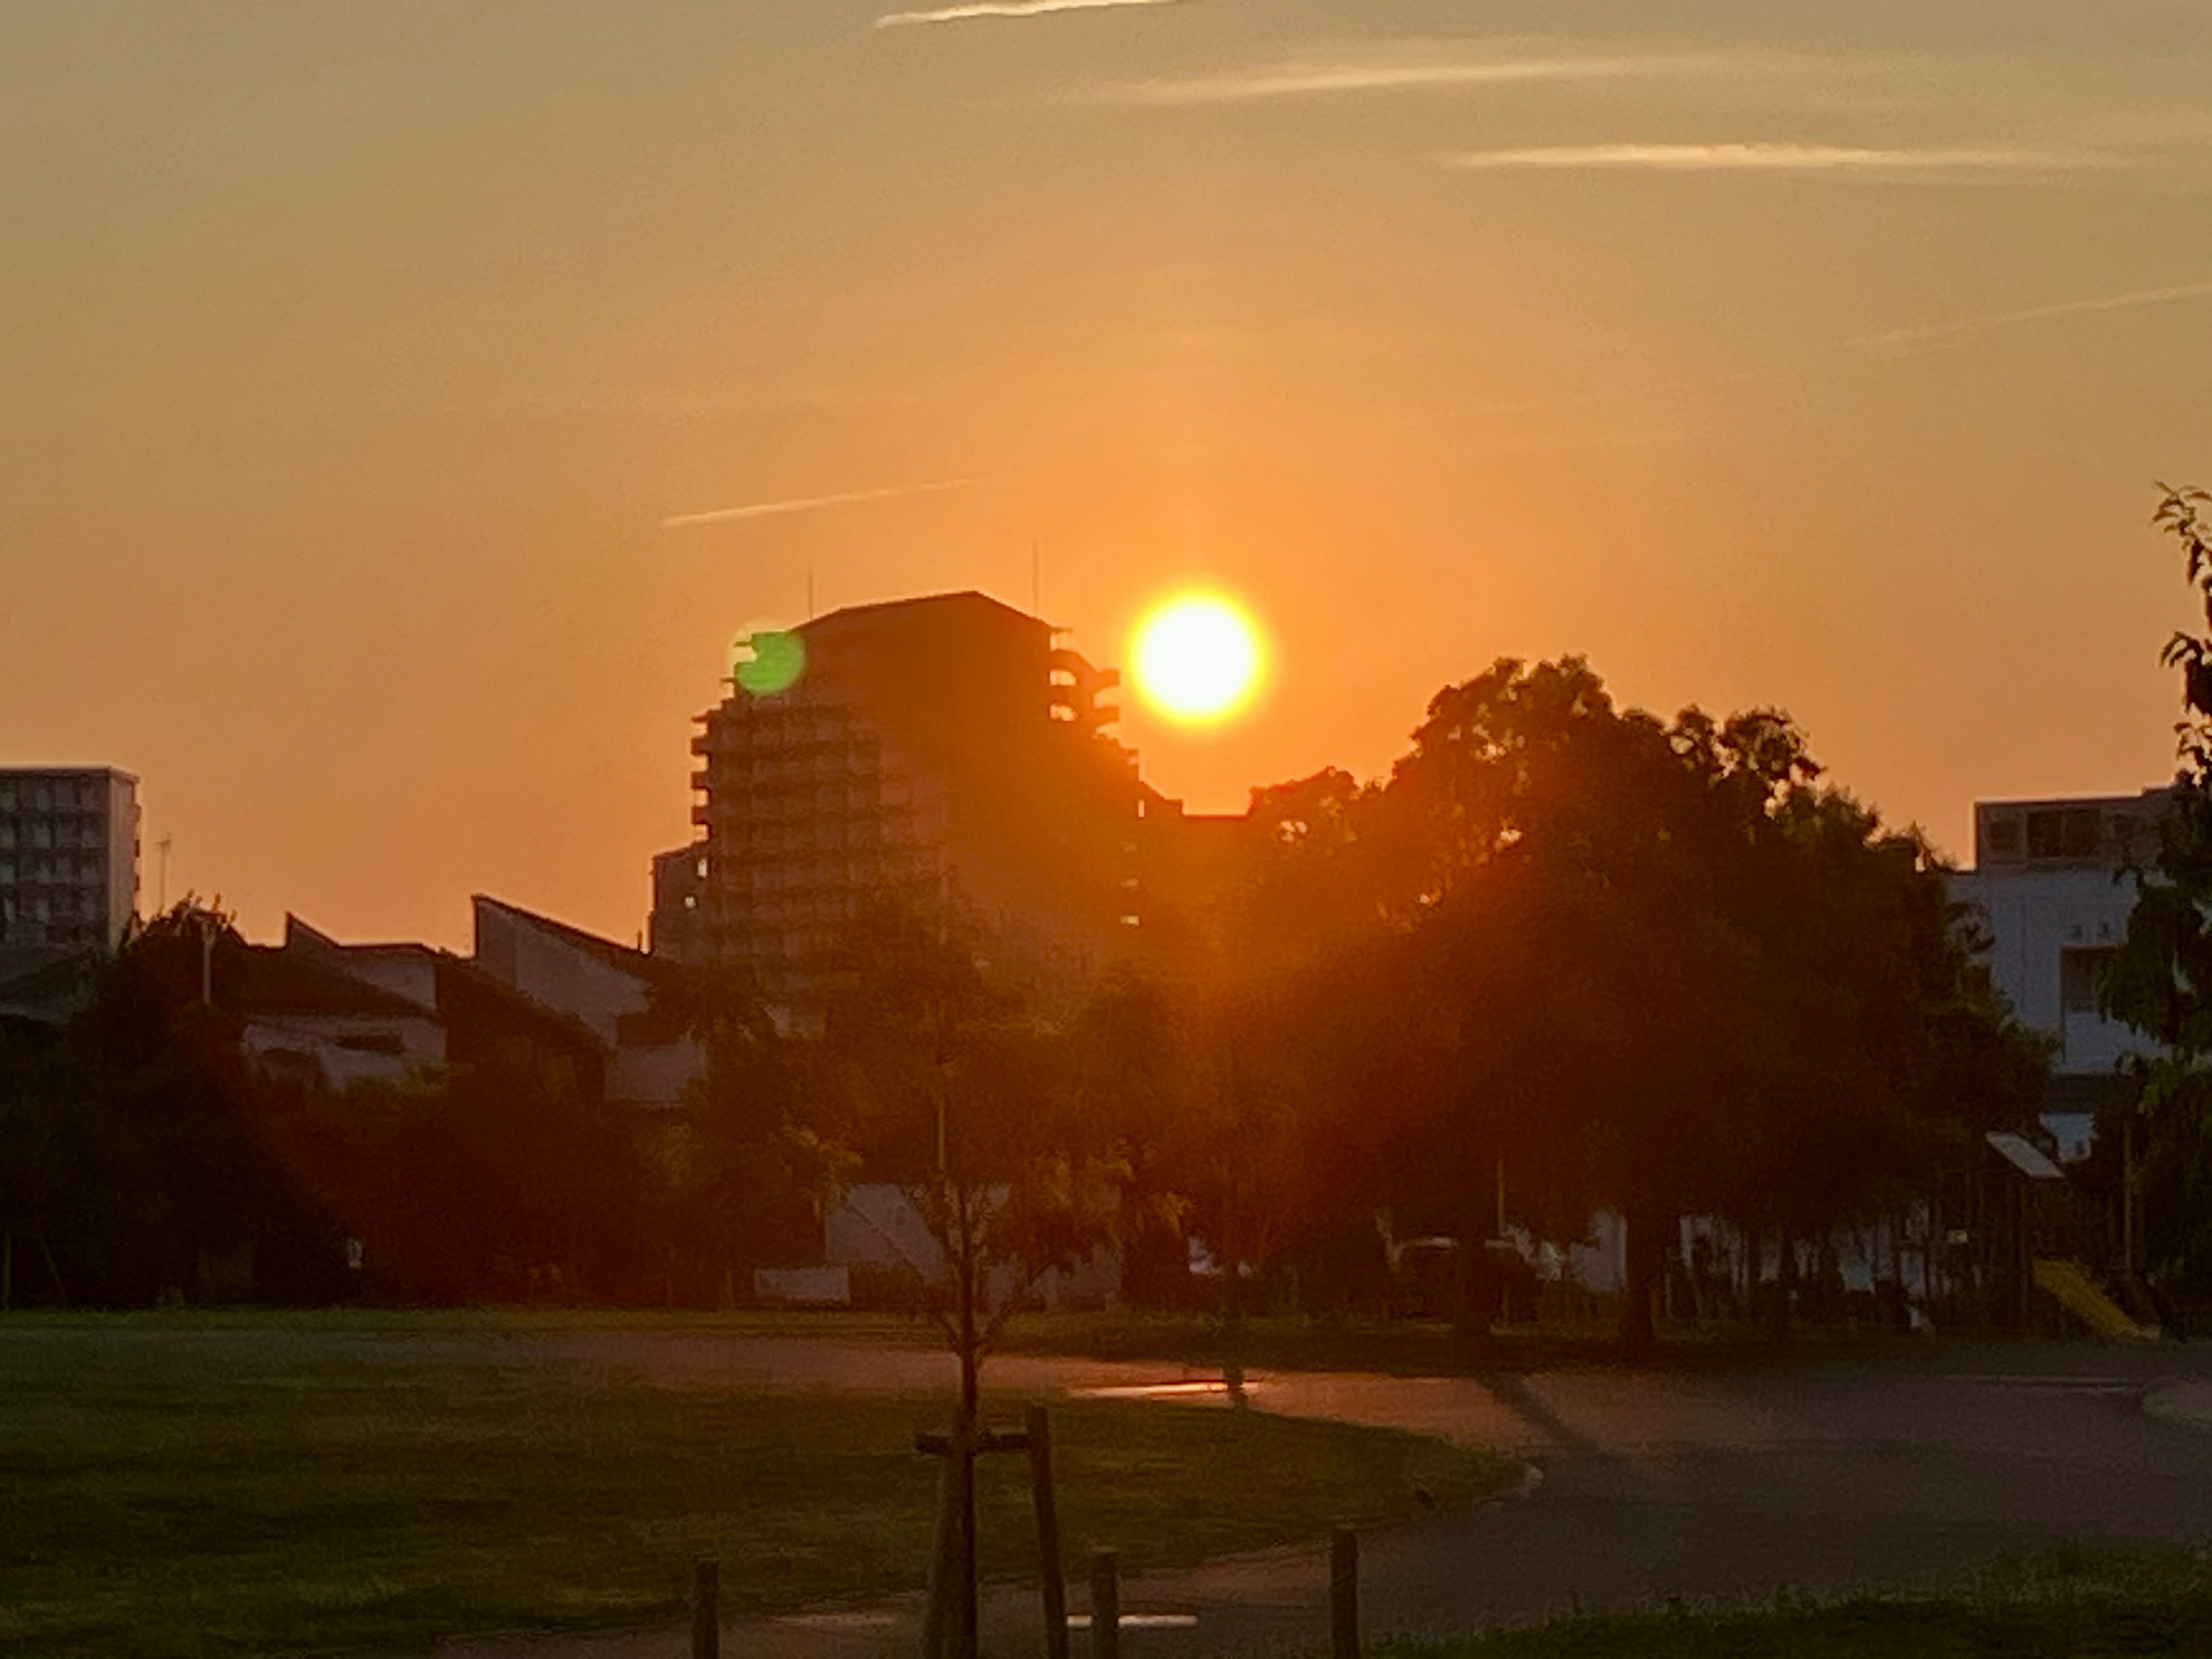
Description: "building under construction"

(651, 590), (1165, 1018)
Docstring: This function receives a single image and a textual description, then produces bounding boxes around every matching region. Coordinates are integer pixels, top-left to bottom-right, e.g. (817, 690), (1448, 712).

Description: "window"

(2061, 946), (2116, 1014)
(2027, 808), (2101, 861)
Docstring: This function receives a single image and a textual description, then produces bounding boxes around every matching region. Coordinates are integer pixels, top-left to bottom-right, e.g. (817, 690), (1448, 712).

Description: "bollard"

(1330, 1529), (1359, 1659)
(691, 1559), (719, 1659)
(1028, 1404), (1069, 1659)
(1090, 1550), (1120, 1659)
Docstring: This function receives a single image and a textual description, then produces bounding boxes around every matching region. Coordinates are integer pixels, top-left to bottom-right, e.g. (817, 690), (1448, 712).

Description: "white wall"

(823, 1183), (1120, 1310)
(1951, 866), (2152, 1074)
(241, 1012), (445, 1092)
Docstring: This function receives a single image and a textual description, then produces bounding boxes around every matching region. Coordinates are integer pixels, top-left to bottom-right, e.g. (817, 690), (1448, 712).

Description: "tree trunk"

(1768, 1228), (1796, 1342)
(1452, 1239), (1498, 1365)
(1219, 1169), (1248, 1407)
(1618, 1205), (1666, 1358)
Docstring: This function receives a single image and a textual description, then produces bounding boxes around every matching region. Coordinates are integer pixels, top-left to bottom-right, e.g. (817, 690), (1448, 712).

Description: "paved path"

(430, 1335), (2212, 1659)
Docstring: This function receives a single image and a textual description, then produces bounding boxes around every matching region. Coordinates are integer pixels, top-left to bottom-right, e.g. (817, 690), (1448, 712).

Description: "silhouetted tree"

(652, 963), (853, 1305)
(0, 902), (346, 1305)
(2107, 483), (2212, 1306)
(823, 900), (1127, 1410)
(1236, 659), (2044, 1353)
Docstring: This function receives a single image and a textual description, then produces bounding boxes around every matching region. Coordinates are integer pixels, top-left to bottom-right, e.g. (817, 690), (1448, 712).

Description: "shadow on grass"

(1376, 1548), (2212, 1658)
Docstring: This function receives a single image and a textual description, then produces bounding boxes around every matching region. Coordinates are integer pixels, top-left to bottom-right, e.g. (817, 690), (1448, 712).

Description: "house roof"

(286, 911), (613, 1055)
(224, 944), (432, 1021)
(0, 948), (98, 1025)
(436, 953), (612, 1056)
(471, 895), (676, 982)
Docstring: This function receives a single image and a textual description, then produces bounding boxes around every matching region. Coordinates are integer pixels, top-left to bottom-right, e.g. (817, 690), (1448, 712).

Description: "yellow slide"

(2032, 1257), (2162, 1343)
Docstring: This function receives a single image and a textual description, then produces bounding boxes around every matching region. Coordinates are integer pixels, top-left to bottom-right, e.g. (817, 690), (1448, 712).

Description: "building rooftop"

(794, 589), (1048, 638)
(1972, 787), (2175, 873)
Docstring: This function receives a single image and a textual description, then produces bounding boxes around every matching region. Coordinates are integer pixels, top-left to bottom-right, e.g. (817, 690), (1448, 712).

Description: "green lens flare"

(735, 631), (806, 696)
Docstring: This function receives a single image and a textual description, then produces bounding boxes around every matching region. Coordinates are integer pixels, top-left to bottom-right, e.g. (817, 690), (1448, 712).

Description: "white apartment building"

(0, 767), (140, 952)
(1949, 789), (2169, 1157)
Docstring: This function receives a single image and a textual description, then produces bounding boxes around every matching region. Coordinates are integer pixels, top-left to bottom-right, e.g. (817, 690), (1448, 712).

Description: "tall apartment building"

(0, 767), (140, 952)
(652, 591), (1138, 1014)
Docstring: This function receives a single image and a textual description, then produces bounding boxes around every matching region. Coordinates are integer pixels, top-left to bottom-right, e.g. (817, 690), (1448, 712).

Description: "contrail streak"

(877, 0), (1178, 26)
(1441, 142), (2097, 175)
(1851, 277), (2212, 349)
(1107, 51), (1736, 105)
(661, 479), (976, 531)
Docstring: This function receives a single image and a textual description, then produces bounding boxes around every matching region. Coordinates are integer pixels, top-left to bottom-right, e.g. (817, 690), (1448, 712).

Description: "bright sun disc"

(1131, 594), (1263, 724)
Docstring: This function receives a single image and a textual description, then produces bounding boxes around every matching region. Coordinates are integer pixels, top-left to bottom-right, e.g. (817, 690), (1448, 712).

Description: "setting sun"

(1131, 594), (1264, 725)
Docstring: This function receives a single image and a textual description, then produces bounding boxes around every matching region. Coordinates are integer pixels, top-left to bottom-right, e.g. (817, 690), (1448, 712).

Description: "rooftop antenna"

(156, 835), (172, 915)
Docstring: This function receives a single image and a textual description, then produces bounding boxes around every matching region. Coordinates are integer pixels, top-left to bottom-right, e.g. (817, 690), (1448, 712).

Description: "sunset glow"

(1131, 596), (1264, 725)
(6, 3), (2209, 945)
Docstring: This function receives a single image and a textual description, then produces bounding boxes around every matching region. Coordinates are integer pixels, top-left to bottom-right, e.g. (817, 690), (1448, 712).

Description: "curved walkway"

(433, 1334), (2212, 1659)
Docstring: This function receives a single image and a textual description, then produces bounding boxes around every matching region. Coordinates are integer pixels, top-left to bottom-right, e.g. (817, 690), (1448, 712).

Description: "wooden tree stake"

(691, 1559), (719, 1659)
(1090, 1550), (1120, 1659)
(1330, 1528), (1359, 1659)
(1028, 1404), (1069, 1659)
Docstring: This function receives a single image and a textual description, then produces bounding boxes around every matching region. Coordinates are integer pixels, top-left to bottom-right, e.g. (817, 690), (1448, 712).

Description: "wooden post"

(1028, 1404), (1069, 1659)
(951, 1409), (977, 1659)
(1089, 1550), (1120, 1659)
(921, 1417), (966, 1659)
(691, 1559), (719, 1659)
(1330, 1529), (1359, 1659)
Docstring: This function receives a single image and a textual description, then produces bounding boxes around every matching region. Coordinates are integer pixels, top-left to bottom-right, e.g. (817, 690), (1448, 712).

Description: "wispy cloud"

(1851, 278), (2212, 350)
(661, 479), (976, 530)
(1104, 49), (1728, 105)
(877, 0), (1179, 27)
(1441, 142), (2107, 179)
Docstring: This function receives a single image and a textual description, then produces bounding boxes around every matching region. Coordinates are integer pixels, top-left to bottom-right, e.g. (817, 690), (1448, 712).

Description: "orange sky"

(6, 1), (2211, 949)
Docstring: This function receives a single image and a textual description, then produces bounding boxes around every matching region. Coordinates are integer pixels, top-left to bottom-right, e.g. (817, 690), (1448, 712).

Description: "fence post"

(1330, 1528), (1359, 1659)
(691, 1559), (720, 1659)
(1028, 1404), (1069, 1659)
(1089, 1550), (1120, 1659)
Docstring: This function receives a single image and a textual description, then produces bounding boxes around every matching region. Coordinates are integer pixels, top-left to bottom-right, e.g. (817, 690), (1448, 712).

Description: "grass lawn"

(1384, 1550), (2212, 1658)
(0, 1315), (1512, 1658)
